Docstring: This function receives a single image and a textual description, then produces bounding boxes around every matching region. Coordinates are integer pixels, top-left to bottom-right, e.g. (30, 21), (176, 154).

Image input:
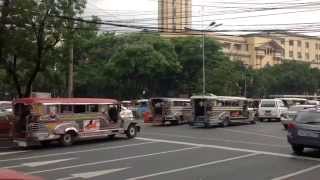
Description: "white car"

(258, 99), (288, 122)
(120, 106), (134, 121)
(281, 104), (315, 129)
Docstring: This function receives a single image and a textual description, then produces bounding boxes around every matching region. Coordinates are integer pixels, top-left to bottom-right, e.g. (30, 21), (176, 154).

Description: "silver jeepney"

(190, 95), (255, 127)
(150, 98), (192, 125)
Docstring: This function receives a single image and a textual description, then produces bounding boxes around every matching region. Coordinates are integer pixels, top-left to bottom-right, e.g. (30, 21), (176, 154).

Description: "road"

(1, 122), (320, 180)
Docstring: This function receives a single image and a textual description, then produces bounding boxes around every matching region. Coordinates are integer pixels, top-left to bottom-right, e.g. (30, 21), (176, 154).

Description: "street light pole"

(243, 64), (248, 97)
(185, 21), (222, 95)
(202, 31), (205, 95)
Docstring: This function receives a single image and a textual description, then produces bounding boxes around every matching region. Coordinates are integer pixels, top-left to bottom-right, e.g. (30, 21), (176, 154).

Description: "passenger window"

(61, 105), (73, 114)
(74, 105), (86, 113)
(46, 105), (58, 114)
(88, 105), (99, 112)
(278, 101), (286, 107)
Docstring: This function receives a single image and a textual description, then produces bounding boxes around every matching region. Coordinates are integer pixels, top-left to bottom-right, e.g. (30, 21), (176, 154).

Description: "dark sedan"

(287, 108), (320, 155)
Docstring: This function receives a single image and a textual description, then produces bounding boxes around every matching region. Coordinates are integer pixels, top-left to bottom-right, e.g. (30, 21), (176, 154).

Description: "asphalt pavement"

(1, 122), (320, 180)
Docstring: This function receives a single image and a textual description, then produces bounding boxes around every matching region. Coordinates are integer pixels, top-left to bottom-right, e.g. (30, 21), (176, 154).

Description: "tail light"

(287, 123), (296, 129)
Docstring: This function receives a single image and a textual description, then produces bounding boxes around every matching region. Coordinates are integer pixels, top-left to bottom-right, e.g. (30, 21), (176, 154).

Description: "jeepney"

(12, 98), (140, 147)
(190, 95), (255, 127)
(149, 98), (192, 125)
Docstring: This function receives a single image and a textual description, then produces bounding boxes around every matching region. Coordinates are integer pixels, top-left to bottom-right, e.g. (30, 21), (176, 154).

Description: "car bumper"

(287, 134), (320, 149)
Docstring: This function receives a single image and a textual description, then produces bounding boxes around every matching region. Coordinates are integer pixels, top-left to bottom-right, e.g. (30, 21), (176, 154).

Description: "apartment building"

(158, 0), (192, 32)
(214, 31), (320, 69)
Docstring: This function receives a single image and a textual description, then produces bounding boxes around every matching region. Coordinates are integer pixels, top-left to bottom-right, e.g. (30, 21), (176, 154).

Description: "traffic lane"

(0, 141), (189, 171)
(134, 154), (319, 180)
(228, 121), (287, 137)
(280, 163), (320, 180)
(143, 123), (287, 145)
(140, 131), (293, 155)
(0, 136), (145, 160)
(30, 147), (250, 180)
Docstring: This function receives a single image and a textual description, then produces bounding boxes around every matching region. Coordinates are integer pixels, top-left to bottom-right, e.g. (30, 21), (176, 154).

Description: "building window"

(316, 44), (319, 50)
(280, 40), (285, 45)
(245, 44), (249, 51)
(289, 40), (294, 46)
(234, 44), (241, 51)
(289, 51), (294, 58)
(306, 53), (310, 60)
(297, 52), (302, 59)
(305, 42), (309, 48)
(297, 40), (301, 47)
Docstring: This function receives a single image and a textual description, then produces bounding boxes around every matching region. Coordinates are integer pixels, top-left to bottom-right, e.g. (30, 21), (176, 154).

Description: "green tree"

(0, 0), (86, 97)
(172, 36), (229, 95)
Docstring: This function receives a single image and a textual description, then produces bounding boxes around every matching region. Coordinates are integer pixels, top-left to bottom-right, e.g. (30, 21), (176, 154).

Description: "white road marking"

(27, 147), (201, 175)
(143, 132), (289, 148)
(0, 151), (28, 155)
(57, 167), (130, 180)
(0, 141), (155, 163)
(220, 129), (286, 140)
(2, 158), (76, 169)
(126, 153), (259, 180)
(136, 137), (320, 162)
(271, 163), (320, 180)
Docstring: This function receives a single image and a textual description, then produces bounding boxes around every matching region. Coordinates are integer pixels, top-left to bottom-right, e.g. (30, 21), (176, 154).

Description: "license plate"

(297, 130), (319, 138)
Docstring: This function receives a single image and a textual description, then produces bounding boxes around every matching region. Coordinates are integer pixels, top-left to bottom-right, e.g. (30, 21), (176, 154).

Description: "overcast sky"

(86, 0), (320, 35)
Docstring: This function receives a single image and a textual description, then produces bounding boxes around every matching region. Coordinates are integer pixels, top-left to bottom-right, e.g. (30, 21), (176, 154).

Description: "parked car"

(287, 108), (320, 155)
(281, 105), (315, 129)
(258, 99), (288, 122)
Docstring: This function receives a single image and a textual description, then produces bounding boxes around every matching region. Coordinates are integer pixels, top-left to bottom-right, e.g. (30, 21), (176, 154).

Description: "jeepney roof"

(190, 95), (218, 99)
(13, 98), (118, 105)
(275, 98), (307, 101)
(217, 96), (247, 101)
(137, 99), (148, 103)
(150, 97), (190, 102)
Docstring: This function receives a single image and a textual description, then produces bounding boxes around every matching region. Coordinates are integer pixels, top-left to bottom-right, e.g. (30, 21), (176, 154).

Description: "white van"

(258, 99), (288, 122)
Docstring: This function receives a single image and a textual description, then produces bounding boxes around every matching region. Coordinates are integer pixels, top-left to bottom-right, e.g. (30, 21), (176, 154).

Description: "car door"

(278, 100), (288, 116)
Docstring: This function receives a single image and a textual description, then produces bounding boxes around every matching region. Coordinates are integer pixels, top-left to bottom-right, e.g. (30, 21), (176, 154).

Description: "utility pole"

(67, 0), (74, 98)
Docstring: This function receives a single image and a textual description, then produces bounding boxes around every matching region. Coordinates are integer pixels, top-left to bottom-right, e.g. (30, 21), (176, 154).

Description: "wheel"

(259, 118), (264, 122)
(292, 145), (304, 155)
(221, 118), (230, 127)
(283, 124), (288, 130)
(126, 124), (137, 138)
(250, 120), (256, 124)
(59, 133), (75, 146)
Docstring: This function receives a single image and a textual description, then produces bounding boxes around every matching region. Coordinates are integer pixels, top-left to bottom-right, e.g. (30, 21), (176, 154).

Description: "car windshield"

(260, 101), (275, 107)
(295, 111), (320, 124)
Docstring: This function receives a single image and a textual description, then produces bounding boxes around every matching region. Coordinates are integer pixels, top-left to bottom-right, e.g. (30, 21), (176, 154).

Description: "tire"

(250, 120), (256, 124)
(283, 124), (288, 130)
(292, 145), (304, 155)
(221, 118), (230, 127)
(59, 133), (75, 146)
(259, 118), (264, 122)
(126, 124), (137, 138)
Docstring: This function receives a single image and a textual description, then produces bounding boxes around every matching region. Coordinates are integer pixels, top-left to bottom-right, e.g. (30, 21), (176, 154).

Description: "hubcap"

(64, 134), (71, 143)
(130, 127), (135, 135)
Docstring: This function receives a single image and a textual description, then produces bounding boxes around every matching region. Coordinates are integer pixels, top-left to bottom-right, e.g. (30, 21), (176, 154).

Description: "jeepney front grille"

(29, 122), (48, 132)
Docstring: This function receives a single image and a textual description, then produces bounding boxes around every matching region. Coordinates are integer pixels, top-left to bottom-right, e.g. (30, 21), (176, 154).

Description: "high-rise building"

(158, 0), (192, 32)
